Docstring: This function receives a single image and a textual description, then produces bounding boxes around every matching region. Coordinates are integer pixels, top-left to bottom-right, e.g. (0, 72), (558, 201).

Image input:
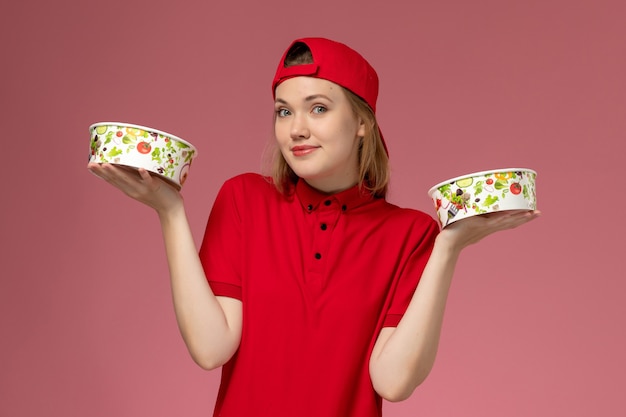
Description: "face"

(274, 76), (365, 194)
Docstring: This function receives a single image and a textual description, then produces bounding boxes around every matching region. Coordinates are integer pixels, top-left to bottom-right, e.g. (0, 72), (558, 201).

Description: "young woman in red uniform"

(88, 38), (539, 417)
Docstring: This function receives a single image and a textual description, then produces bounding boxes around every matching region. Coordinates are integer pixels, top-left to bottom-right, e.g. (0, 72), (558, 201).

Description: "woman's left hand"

(437, 209), (541, 252)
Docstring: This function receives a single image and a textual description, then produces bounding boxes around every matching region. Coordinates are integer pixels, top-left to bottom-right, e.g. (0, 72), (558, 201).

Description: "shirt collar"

(295, 179), (375, 212)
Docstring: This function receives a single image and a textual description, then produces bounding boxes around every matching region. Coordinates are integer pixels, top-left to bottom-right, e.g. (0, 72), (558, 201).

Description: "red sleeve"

(383, 217), (439, 327)
(199, 178), (243, 300)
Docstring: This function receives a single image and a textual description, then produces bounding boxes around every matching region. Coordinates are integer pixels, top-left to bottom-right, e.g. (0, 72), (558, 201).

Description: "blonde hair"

(268, 44), (390, 198)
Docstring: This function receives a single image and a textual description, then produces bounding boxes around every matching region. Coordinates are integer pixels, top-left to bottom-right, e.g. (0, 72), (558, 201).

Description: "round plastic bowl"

(428, 168), (537, 228)
(88, 122), (197, 189)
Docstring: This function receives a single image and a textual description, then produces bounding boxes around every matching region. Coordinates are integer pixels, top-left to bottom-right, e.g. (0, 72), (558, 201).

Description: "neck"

(303, 176), (359, 195)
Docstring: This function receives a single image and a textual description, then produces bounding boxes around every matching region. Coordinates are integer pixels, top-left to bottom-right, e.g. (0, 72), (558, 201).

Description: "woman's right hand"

(87, 162), (183, 215)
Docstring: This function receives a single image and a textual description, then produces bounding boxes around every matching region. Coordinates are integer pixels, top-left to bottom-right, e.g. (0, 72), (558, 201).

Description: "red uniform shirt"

(199, 173), (439, 417)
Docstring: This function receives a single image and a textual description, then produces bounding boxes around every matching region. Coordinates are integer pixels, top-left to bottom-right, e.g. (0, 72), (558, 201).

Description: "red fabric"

(272, 38), (379, 112)
(199, 173), (439, 417)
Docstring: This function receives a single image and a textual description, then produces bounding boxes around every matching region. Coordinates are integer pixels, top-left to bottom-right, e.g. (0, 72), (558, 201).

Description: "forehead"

(274, 76), (346, 101)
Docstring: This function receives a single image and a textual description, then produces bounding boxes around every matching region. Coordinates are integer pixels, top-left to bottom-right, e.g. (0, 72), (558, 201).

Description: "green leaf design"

(175, 141), (190, 149)
(474, 180), (483, 195)
(151, 148), (162, 163)
(107, 147), (123, 157)
(494, 180), (508, 190)
(483, 195), (499, 207)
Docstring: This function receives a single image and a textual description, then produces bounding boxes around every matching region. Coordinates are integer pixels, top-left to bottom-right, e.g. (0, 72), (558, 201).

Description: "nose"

(290, 113), (310, 140)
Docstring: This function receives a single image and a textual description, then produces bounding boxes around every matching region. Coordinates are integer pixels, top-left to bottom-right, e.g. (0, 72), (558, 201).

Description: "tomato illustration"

(137, 142), (152, 154)
(510, 183), (522, 195)
(486, 178), (494, 185)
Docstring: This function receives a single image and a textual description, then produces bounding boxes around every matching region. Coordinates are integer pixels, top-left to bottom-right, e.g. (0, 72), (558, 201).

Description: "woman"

(88, 37), (539, 417)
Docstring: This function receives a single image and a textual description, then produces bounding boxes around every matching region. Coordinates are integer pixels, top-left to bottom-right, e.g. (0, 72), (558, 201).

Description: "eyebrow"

(275, 94), (334, 105)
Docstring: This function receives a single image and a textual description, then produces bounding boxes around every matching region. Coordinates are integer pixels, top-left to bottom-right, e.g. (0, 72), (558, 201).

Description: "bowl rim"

(428, 168), (537, 196)
(89, 122), (197, 153)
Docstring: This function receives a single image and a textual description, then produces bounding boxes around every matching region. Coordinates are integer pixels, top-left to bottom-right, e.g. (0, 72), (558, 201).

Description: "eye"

(276, 108), (291, 117)
(312, 106), (327, 114)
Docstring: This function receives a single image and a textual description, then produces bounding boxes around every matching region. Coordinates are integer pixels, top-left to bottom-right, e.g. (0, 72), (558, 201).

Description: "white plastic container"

(89, 122), (197, 189)
(428, 168), (537, 228)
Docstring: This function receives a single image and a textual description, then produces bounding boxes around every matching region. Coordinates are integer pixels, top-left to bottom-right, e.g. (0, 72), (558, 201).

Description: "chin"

(289, 162), (325, 180)
(293, 170), (322, 182)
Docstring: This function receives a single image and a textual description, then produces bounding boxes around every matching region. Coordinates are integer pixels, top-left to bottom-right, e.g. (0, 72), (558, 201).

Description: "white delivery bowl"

(428, 168), (537, 228)
(88, 122), (197, 189)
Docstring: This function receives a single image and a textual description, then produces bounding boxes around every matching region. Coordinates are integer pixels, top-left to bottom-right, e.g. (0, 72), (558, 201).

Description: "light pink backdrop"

(2, 0), (624, 416)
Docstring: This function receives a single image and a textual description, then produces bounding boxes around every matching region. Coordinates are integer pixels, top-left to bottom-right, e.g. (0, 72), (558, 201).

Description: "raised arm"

(369, 209), (540, 401)
(87, 163), (242, 369)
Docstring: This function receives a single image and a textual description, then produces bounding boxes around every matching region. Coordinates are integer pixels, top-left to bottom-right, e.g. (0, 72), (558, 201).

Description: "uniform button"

(341, 205), (347, 211)
(307, 204), (313, 211)
(320, 223), (327, 230)
(314, 252), (322, 260)
(324, 200), (331, 206)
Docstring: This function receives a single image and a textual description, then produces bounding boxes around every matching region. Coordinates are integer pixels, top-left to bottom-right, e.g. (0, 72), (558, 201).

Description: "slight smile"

(291, 145), (320, 157)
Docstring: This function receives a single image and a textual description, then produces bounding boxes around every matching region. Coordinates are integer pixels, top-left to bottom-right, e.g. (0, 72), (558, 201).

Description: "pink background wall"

(2, 0), (624, 416)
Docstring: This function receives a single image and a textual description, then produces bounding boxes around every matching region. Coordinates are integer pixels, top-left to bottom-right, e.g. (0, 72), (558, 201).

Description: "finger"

(491, 210), (540, 230)
(136, 168), (162, 192)
(482, 209), (527, 220)
(97, 164), (129, 188)
(87, 163), (117, 182)
(90, 163), (142, 192)
(137, 168), (182, 193)
(502, 210), (541, 222)
(87, 162), (105, 178)
(136, 168), (160, 188)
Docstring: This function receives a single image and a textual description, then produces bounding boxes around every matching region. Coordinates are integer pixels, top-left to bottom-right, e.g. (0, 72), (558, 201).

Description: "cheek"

(274, 127), (293, 161)
(273, 122), (288, 144)
(339, 121), (361, 148)
(340, 114), (360, 135)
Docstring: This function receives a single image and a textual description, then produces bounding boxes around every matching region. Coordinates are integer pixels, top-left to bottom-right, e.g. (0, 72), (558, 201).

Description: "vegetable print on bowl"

(428, 168), (537, 228)
(88, 122), (198, 189)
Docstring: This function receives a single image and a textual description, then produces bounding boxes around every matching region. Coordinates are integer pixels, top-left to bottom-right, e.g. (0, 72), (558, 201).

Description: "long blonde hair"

(268, 43), (390, 198)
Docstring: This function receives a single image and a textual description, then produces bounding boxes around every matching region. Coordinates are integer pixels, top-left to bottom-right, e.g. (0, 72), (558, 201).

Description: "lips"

(290, 145), (319, 157)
